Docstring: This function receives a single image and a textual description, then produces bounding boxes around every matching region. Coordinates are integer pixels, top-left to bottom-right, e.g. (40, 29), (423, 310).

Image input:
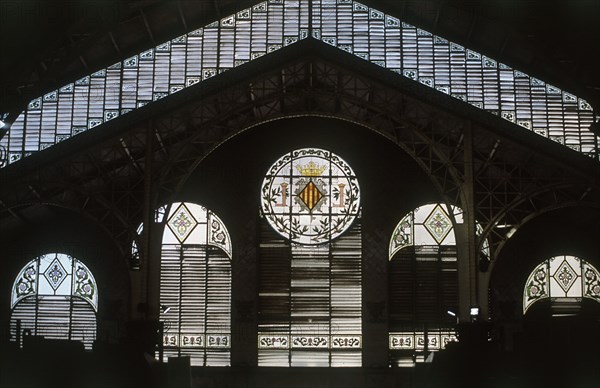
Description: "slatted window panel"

(389, 245), (457, 327)
(3, 0), (597, 167)
(258, 221), (362, 367)
(160, 244), (231, 366)
(10, 296), (96, 349)
(389, 245), (457, 366)
(258, 222), (292, 366)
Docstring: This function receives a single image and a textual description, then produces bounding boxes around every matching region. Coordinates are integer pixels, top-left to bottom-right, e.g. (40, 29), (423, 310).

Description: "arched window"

(387, 203), (489, 366)
(159, 202), (232, 366)
(523, 255), (600, 315)
(258, 148), (362, 367)
(10, 253), (98, 349)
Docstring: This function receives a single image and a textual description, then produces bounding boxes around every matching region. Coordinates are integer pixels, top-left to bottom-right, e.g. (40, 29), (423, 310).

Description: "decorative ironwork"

(180, 335), (204, 347)
(291, 336), (329, 348)
(12, 264), (37, 306)
(525, 266), (548, 306)
(163, 334), (231, 348)
(209, 215), (231, 255)
(258, 335), (289, 349)
(73, 262), (98, 310)
(207, 335), (230, 348)
(331, 336), (361, 349)
(389, 334), (414, 350)
(389, 330), (457, 350)
(583, 263), (600, 300)
(258, 334), (361, 349)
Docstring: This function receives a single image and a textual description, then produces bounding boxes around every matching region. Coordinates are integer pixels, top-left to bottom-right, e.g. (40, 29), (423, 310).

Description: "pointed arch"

(1, 1), (596, 167)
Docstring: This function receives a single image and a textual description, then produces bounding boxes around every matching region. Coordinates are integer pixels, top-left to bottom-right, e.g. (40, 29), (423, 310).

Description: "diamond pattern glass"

(553, 259), (577, 293)
(43, 258), (67, 291)
(167, 203), (198, 243)
(424, 205), (452, 244)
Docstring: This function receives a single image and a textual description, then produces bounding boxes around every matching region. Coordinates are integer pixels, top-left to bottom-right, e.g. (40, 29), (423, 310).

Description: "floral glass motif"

(162, 202), (233, 255)
(74, 263), (97, 308)
(583, 263), (600, 300)
(553, 259), (577, 293)
(43, 258), (68, 291)
(390, 218), (412, 252)
(160, 202), (232, 366)
(261, 148), (360, 245)
(14, 264), (37, 301)
(167, 203), (198, 243)
(523, 255), (600, 313)
(210, 217), (228, 250)
(525, 267), (548, 304)
(423, 205), (452, 244)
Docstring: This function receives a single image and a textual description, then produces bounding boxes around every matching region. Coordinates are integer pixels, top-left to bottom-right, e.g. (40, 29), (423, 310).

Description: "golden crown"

(295, 161), (326, 177)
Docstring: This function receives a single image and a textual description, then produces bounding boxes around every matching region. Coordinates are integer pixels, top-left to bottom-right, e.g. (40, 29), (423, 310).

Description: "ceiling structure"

(2, 0), (599, 117)
(0, 0), (599, 270)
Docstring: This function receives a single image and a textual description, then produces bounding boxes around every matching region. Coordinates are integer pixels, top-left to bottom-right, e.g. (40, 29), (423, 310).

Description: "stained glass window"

(523, 255), (600, 314)
(387, 203), (489, 366)
(159, 202), (232, 366)
(260, 148), (360, 245)
(389, 203), (490, 261)
(10, 253), (98, 349)
(258, 148), (362, 367)
(389, 329), (458, 366)
(1, 0), (596, 168)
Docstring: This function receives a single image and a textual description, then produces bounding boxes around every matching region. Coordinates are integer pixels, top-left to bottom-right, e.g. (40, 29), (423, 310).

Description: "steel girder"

(1, 42), (598, 271)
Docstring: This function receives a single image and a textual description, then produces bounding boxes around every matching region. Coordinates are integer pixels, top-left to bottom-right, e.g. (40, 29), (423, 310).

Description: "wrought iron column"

(457, 121), (479, 322)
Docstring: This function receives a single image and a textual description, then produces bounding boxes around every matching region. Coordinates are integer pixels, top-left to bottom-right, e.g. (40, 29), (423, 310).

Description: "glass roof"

(0, 0), (596, 168)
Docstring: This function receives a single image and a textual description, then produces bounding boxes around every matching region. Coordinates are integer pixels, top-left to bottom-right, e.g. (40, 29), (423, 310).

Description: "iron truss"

(1, 40), (598, 270)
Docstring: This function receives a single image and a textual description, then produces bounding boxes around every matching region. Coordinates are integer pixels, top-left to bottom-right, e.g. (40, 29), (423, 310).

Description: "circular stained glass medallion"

(261, 148), (360, 245)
